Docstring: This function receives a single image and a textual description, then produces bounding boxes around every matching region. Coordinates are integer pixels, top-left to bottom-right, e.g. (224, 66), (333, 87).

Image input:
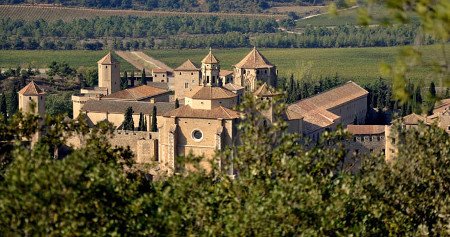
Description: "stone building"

(346, 125), (387, 156)
(18, 81), (46, 118)
(81, 100), (175, 130)
(98, 52), (121, 95)
(287, 81), (369, 141)
(233, 47), (277, 91)
(102, 85), (171, 102)
(173, 59), (201, 100)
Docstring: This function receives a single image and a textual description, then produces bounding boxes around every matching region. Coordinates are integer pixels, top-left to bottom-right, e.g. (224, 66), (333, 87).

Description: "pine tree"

(122, 107), (134, 131)
(121, 71), (128, 90)
(8, 86), (18, 116)
(151, 106), (157, 132)
(175, 98), (180, 109)
(0, 93), (7, 121)
(353, 115), (358, 125)
(140, 69), (146, 85)
(130, 71), (135, 87)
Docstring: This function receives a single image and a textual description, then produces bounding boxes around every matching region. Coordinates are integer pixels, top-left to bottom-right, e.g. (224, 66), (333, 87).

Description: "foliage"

(151, 106), (157, 132)
(140, 69), (146, 85)
(121, 71), (129, 89)
(7, 85), (18, 116)
(122, 107), (134, 131)
(45, 92), (74, 118)
(47, 61), (76, 77)
(175, 98), (180, 108)
(0, 93), (7, 121)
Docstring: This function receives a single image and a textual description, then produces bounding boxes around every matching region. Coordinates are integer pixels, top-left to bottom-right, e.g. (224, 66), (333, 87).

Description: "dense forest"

(0, 16), (425, 49)
(0, 0), (328, 12)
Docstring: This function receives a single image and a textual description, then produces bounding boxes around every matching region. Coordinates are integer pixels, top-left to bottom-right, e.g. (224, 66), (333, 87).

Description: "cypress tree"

(175, 98), (180, 109)
(121, 71), (128, 90)
(130, 71), (135, 87)
(151, 106), (157, 132)
(143, 116), (147, 131)
(122, 107), (134, 131)
(0, 93), (7, 121)
(429, 81), (436, 98)
(8, 86), (18, 116)
(140, 69), (146, 85)
(138, 112), (144, 131)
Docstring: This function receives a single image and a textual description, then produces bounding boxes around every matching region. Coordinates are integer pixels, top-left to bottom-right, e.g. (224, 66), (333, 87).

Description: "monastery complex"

(17, 48), (450, 175)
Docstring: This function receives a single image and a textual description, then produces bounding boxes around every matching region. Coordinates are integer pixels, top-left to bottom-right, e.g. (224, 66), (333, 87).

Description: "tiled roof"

(175, 59), (199, 71)
(219, 70), (233, 77)
(433, 99), (450, 114)
(253, 83), (282, 97)
(347, 125), (385, 135)
(287, 81), (368, 134)
(18, 81), (45, 96)
(103, 85), (170, 101)
(97, 52), (118, 64)
(81, 100), (174, 115)
(201, 49), (219, 64)
(152, 68), (168, 73)
(164, 105), (240, 119)
(402, 113), (427, 125)
(235, 47), (274, 69)
(223, 83), (244, 92)
(185, 86), (237, 100)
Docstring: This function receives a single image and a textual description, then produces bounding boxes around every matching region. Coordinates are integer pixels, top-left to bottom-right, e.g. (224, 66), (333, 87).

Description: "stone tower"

(98, 52), (120, 95)
(234, 47), (277, 91)
(18, 81), (46, 117)
(201, 48), (220, 87)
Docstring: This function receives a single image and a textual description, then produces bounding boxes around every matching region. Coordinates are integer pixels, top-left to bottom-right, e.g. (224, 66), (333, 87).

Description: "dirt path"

(115, 51), (173, 72)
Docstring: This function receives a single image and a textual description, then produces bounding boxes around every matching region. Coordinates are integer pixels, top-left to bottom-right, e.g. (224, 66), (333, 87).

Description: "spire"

(234, 47), (274, 69)
(201, 48), (219, 64)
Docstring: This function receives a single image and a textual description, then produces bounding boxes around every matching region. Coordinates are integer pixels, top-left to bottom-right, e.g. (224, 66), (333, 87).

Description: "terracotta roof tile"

(235, 47), (274, 69)
(223, 83), (244, 91)
(219, 70), (233, 77)
(97, 52), (118, 64)
(402, 113), (427, 125)
(81, 100), (174, 115)
(286, 81), (368, 134)
(253, 83), (282, 97)
(347, 125), (386, 135)
(152, 68), (168, 73)
(18, 81), (45, 96)
(185, 86), (237, 100)
(175, 59), (199, 71)
(103, 85), (170, 101)
(164, 105), (240, 119)
(201, 49), (219, 64)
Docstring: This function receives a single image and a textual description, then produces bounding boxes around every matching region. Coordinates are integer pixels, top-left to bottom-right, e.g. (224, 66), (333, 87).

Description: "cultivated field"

(0, 4), (284, 22)
(296, 5), (388, 27)
(0, 45), (447, 85)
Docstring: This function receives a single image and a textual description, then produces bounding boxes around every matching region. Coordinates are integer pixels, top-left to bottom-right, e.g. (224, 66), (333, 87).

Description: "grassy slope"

(296, 5), (388, 27)
(0, 4), (283, 22)
(0, 45), (447, 85)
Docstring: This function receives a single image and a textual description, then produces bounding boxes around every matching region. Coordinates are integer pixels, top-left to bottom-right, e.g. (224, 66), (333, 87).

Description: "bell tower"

(201, 48), (220, 87)
(18, 81), (46, 117)
(98, 52), (120, 95)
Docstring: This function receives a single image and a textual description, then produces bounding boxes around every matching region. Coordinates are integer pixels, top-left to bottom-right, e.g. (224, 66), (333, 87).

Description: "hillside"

(0, 4), (284, 22)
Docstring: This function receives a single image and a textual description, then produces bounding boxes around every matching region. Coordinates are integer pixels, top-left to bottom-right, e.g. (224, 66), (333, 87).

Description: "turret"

(18, 81), (46, 117)
(201, 48), (220, 87)
(98, 52), (120, 95)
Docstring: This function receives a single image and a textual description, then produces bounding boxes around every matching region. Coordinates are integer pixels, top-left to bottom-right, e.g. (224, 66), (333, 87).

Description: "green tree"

(7, 86), (18, 116)
(175, 98), (180, 109)
(122, 107), (134, 131)
(151, 106), (157, 132)
(130, 71), (135, 87)
(0, 93), (7, 121)
(121, 71), (128, 90)
(140, 69), (147, 85)
(138, 112), (145, 131)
